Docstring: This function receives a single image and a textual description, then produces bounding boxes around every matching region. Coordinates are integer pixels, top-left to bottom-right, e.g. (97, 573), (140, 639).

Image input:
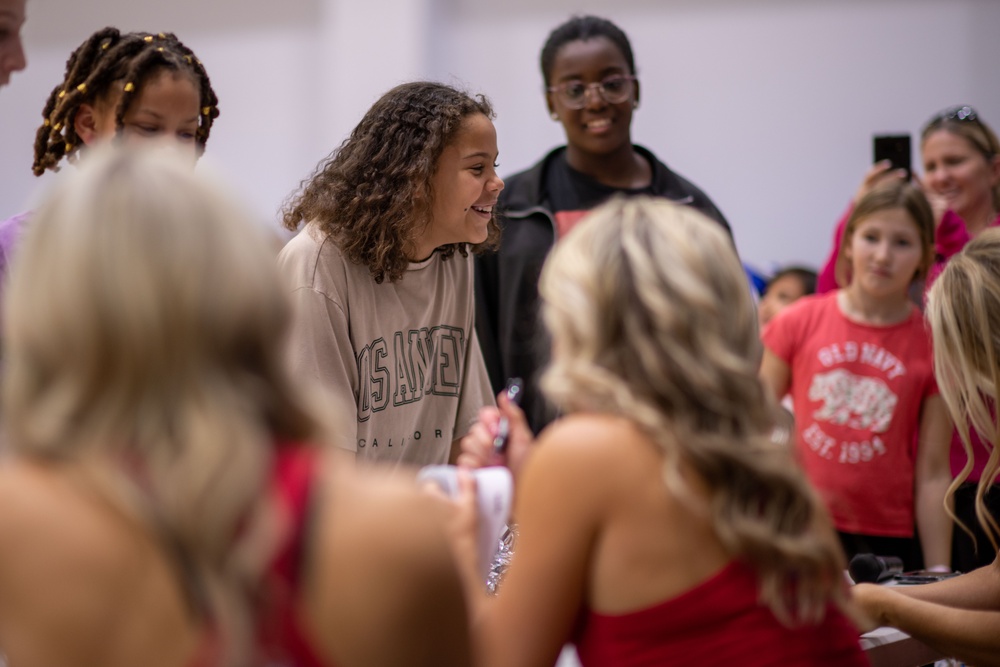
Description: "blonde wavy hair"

(539, 196), (847, 624)
(926, 228), (1000, 553)
(2, 146), (331, 661)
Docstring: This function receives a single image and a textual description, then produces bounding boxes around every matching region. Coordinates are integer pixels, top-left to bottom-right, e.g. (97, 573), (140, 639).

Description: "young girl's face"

(845, 207), (924, 299)
(422, 113), (503, 256)
(87, 68), (201, 155)
(757, 274), (808, 328)
(545, 36), (636, 158)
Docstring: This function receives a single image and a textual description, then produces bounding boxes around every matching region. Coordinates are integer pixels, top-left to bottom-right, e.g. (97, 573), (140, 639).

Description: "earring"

(550, 112), (559, 121)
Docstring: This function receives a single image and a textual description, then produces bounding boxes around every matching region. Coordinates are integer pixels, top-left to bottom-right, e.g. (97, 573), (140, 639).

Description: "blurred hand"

(850, 583), (890, 633)
(457, 390), (536, 479)
(854, 160), (908, 205)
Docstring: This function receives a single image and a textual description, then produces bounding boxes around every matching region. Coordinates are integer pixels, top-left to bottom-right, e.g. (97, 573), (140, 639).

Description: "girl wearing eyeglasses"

(474, 15), (730, 437)
(817, 107), (1000, 574)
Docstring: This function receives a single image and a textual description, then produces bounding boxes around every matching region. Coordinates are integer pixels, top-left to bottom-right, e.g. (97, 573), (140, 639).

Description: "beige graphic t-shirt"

(278, 222), (494, 468)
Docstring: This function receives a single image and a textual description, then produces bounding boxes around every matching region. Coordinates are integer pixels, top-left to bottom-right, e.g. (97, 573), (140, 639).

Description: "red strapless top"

(574, 560), (869, 667)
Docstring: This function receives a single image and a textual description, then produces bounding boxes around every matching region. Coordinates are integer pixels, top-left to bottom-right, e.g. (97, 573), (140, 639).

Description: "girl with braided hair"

(279, 81), (503, 470)
(0, 26), (219, 291)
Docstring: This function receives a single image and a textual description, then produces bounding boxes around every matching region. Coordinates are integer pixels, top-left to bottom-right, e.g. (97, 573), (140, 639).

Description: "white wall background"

(2, 0), (999, 272)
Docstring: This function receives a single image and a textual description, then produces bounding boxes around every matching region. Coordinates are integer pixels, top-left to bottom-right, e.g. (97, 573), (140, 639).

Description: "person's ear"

(989, 153), (1000, 188)
(74, 103), (103, 145)
(545, 90), (558, 121)
(632, 77), (640, 109)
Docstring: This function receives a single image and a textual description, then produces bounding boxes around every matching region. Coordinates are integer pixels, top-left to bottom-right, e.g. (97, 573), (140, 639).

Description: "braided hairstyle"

(32, 27), (220, 176)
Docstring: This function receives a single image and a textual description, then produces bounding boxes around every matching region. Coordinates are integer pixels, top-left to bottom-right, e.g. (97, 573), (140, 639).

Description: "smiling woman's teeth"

(587, 119), (611, 130)
(471, 205), (492, 214)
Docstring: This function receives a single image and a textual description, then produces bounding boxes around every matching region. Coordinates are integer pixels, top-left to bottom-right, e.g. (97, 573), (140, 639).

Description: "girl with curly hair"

(279, 81), (503, 469)
(453, 196), (866, 666)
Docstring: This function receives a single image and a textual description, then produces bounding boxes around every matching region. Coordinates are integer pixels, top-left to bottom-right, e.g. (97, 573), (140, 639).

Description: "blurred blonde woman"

(456, 196), (867, 666)
(0, 146), (469, 667)
(854, 227), (1000, 665)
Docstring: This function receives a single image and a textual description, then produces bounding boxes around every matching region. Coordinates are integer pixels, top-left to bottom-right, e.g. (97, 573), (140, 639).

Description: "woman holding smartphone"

(816, 106), (1000, 573)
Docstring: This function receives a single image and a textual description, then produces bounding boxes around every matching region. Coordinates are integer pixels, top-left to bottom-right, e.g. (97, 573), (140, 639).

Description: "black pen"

(493, 378), (523, 457)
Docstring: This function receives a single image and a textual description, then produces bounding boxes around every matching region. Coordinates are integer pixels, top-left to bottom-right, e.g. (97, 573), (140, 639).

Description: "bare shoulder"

(513, 413), (660, 521)
(0, 462), (198, 666)
(305, 465), (471, 667)
(0, 462), (127, 568)
(530, 413), (656, 478)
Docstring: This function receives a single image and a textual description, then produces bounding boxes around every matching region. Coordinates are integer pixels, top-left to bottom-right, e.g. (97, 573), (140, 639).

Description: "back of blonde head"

(2, 146), (327, 656)
(927, 228), (1000, 551)
(540, 196), (846, 624)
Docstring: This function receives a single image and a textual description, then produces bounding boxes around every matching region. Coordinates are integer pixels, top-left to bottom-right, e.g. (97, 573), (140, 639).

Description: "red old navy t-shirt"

(762, 291), (937, 537)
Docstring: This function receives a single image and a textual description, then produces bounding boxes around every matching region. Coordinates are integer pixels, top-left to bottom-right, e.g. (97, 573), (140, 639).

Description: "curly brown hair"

(32, 27), (219, 176)
(281, 81), (500, 284)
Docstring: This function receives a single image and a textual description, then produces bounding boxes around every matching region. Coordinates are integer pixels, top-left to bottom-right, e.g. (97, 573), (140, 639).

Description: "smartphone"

(492, 378), (523, 457)
(873, 134), (912, 180)
(892, 570), (959, 585)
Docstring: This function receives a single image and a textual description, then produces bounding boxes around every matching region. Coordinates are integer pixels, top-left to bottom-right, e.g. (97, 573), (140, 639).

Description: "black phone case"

(873, 134), (912, 180)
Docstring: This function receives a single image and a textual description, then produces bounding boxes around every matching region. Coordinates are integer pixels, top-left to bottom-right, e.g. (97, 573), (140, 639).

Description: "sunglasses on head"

(930, 105), (979, 124)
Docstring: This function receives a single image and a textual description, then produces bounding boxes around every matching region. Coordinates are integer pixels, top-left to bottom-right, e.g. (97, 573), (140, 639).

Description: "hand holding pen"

(458, 377), (535, 475)
(492, 378), (522, 458)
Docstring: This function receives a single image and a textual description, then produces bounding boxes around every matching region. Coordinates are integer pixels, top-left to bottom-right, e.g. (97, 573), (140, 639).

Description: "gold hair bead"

(43, 119), (50, 127)
(52, 122), (62, 131)
(157, 47), (164, 52)
(65, 142), (73, 152)
(184, 55), (192, 63)
(76, 83), (87, 93)
(124, 82), (135, 92)
(58, 90), (66, 98)
(158, 32), (166, 38)
(144, 35), (153, 42)
(202, 106), (212, 116)
(101, 41), (110, 49)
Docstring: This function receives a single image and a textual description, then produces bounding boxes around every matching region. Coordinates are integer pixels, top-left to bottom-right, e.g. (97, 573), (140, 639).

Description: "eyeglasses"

(930, 105), (979, 124)
(547, 75), (636, 109)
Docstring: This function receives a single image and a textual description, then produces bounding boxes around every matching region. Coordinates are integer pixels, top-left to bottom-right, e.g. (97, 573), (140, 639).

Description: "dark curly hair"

(32, 27), (219, 176)
(281, 81), (500, 284)
(540, 15), (636, 87)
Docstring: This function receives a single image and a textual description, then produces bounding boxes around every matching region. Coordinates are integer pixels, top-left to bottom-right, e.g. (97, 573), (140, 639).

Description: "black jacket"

(475, 145), (731, 434)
